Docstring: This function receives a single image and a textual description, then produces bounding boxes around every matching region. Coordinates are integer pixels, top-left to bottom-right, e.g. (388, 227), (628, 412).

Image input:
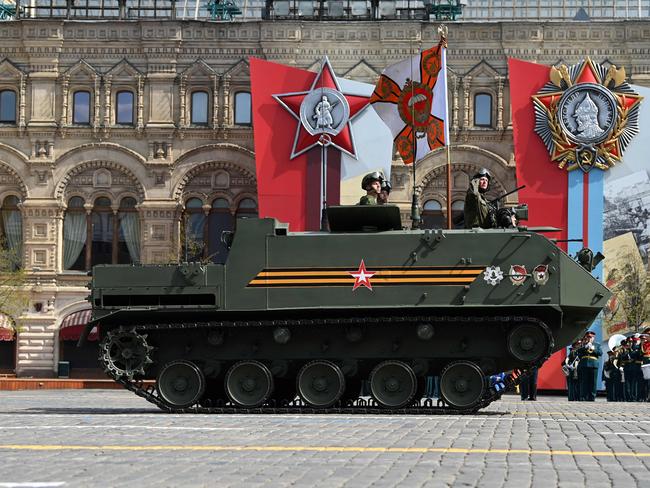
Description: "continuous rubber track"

(100, 315), (554, 414)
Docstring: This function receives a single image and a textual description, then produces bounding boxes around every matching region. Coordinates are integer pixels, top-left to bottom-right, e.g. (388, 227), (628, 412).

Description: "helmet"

(361, 171), (383, 191)
(472, 168), (492, 181)
(381, 179), (392, 195)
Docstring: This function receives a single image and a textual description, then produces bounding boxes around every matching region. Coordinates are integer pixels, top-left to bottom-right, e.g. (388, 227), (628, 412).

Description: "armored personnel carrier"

(83, 205), (610, 413)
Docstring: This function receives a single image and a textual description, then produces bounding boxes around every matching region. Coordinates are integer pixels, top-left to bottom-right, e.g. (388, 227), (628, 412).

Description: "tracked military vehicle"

(83, 205), (610, 413)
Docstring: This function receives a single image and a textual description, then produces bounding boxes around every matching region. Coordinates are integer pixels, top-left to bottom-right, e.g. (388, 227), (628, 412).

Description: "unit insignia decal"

(533, 265), (549, 286)
(509, 265), (528, 286)
(532, 58), (643, 172)
(246, 265), (487, 288)
(349, 260), (376, 291)
(483, 266), (504, 286)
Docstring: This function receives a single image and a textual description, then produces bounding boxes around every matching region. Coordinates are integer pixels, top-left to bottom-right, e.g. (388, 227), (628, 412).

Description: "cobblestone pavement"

(0, 390), (648, 488)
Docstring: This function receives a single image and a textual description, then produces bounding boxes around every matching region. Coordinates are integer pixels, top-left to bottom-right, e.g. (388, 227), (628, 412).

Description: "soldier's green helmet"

(473, 168), (492, 181)
(361, 172), (383, 190)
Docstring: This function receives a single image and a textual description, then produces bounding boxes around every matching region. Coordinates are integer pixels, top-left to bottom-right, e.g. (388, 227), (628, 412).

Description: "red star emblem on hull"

(349, 259), (376, 291)
(273, 57), (370, 159)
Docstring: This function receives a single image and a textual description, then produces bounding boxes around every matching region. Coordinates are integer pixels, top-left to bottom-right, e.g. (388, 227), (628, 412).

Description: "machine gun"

(453, 185), (527, 228)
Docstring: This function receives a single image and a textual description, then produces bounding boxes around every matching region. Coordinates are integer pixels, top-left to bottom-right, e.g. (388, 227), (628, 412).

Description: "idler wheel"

(156, 360), (206, 409)
(297, 360), (345, 408)
(369, 360), (417, 409)
(225, 360), (274, 408)
(507, 323), (550, 363)
(440, 361), (486, 410)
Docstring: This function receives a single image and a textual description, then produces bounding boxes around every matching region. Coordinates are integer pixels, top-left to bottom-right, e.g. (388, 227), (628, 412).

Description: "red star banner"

(250, 58), (389, 231)
(250, 58), (330, 231)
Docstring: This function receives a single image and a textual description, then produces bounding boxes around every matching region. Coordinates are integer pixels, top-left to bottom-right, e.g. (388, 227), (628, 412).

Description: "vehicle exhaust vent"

(102, 294), (216, 307)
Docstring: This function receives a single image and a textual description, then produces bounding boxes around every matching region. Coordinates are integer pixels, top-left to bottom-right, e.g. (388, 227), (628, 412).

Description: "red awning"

(0, 314), (15, 342)
(59, 309), (98, 342)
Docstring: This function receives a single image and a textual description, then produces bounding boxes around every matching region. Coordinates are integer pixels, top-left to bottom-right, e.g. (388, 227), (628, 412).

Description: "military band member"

(577, 331), (601, 401)
(359, 172), (383, 206)
(564, 340), (580, 401)
(602, 350), (619, 401)
(641, 328), (650, 401)
(619, 339), (636, 401)
(519, 367), (538, 401)
(631, 335), (644, 401)
(612, 346), (625, 402)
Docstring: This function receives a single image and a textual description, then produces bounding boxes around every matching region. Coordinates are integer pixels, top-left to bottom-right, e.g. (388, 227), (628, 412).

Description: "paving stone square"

(0, 390), (648, 487)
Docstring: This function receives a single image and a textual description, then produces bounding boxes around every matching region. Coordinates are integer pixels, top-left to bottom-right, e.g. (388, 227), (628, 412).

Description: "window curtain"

(63, 213), (87, 270)
(120, 212), (141, 263)
(1, 209), (22, 265)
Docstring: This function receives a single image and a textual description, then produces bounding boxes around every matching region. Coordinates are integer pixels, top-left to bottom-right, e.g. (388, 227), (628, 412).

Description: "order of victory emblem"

(483, 266), (504, 286)
(532, 58), (643, 172)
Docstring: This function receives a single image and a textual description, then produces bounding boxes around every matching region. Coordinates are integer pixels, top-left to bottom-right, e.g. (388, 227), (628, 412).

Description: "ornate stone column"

(496, 76), (504, 131)
(451, 74), (459, 133)
(103, 76), (112, 128)
(222, 75), (231, 127)
(60, 77), (69, 127)
(179, 76), (187, 128)
(18, 73), (26, 130)
(136, 76), (144, 131)
(93, 75), (101, 131)
(211, 74), (220, 130)
(462, 76), (472, 130)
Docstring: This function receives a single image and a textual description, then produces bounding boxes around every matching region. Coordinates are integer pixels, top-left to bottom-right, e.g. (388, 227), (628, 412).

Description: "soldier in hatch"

(464, 168), (496, 229)
(359, 172), (384, 205)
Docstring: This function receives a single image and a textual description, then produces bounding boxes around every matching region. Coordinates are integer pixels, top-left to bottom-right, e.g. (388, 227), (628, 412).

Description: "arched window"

(421, 200), (444, 229)
(191, 91), (209, 125)
(115, 91), (134, 125)
(0, 90), (16, 124)
(118, 197), (140, 264)
(452, 200), (465, 229)
(236, 198), (258, 219)
(73, 91), (91, 125)
(182, 198), (206, 262)
(64, 195), (139, 271)
(234, 91), (252, 125)
(91, 197), (114, 266)
(474, 93), (492, 127)
(0, 195), (22, 269)
(63, 196), (87, 271)
(208, 198), (233, 264)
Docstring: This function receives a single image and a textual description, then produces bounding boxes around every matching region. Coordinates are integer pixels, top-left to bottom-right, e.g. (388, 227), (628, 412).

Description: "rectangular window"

(73, 91), (91, 125)
(0, 90), (16, 123)
(234, 92), (252, 125)
(116, 91), (134, 125)
(191, 91), (209, 125)
(474, 93), (492, 127)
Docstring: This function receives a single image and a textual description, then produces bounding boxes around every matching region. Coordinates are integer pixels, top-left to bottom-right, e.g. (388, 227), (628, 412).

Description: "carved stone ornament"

(532, 58), (643, 172)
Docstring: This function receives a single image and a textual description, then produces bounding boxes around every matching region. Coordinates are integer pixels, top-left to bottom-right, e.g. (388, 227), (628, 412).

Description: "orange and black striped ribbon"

(247, 266), (485, 288)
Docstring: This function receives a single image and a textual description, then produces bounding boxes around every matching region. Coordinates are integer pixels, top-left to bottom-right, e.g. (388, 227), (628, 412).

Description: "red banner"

(509, 58), (569, 390)
(250, 58), (344, 231)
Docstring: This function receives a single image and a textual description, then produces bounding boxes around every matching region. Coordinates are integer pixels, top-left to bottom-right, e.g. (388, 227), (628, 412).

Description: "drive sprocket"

(99, 327), (153, 380)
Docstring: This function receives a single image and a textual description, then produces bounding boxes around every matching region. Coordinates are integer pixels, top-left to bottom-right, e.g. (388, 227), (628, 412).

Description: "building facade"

(1, 14), (649, 377)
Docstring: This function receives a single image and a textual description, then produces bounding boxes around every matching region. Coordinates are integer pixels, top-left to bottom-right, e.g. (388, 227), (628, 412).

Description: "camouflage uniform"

(464, 178), (495, 229)
(359, 195), (378, 205)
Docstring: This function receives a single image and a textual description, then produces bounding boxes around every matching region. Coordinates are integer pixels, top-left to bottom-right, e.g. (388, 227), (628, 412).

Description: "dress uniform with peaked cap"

(577, 331), (602, 401)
